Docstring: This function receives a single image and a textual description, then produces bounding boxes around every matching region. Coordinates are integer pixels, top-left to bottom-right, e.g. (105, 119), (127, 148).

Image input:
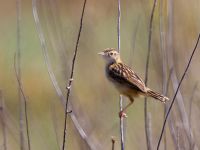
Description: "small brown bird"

(98, 48), (169, 117)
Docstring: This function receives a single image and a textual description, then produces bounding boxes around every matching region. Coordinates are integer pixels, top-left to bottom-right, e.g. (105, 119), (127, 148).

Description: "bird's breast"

(105, 72), (141, 98)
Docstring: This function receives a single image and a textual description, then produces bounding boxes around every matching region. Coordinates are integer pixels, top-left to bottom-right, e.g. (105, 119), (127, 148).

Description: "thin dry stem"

(14, 54), (31, 150)
(111, 137), (115, 150)
(189, 83), (198, 126)
(62, 0), (87, 149)
(189, 82), (198, 150)
(177, 126), (180, 150)
(24, 101), (31, 150)
(157, 33), (200, 150)
(163, 1), (178, 148)
(144, 0), (158, 149)
(159, 0), (167, 149)
(160, 68), (179, 149)
(165, 1), (198, 148)
(165, 68), (179, 149)
(16, 0), (24, 149)
(117, 0), (121, 52)
(32, 1), (96, 149)
(117, 0), (125, 150)
(32, 0), (65, 105)
(0, 91), (7, 150)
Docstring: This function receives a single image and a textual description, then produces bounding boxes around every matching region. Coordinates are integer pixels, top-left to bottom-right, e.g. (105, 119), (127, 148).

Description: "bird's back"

(105, 62), (147, 96)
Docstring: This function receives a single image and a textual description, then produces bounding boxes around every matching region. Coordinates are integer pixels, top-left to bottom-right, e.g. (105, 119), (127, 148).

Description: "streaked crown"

(98, 48), (121, 63)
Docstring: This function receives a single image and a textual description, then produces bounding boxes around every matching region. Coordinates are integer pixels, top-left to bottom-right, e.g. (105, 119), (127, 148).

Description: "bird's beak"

(98, 52), (104, 56)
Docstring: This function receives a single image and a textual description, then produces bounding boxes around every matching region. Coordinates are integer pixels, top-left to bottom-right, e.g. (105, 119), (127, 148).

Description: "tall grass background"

(0, 0), (200, 149)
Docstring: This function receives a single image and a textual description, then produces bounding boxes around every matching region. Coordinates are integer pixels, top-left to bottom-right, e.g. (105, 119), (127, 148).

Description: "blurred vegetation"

(0, 0), (200, 150)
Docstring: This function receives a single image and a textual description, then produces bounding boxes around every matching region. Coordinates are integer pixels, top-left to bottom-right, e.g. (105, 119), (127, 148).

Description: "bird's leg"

(119, 96), (134, 118)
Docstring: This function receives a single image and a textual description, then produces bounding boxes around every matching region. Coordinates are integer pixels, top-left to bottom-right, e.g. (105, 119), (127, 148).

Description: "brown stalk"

(32, 1), (97, 149)
(165, 68), (179, 149)
(61, 0), (87, 149)
(188, 82), (198, 150)
(117, 0), (126, 150)
(160, 0), (180, 148)
(111, 137), (115, 150)
(14, 54), (31, 150)
(189, 83), (198, 126)
(16, 0), (24, 149)
(157, 33), (200, 149)
(144, 0), (158, 149)
(159, 0), (167, 148)
(0, 91), (7, 150)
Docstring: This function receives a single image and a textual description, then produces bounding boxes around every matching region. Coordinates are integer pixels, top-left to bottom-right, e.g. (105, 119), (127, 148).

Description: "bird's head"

(98, 48), (121, 63)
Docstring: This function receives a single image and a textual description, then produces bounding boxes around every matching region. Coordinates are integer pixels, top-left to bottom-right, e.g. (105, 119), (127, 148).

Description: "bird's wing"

(108, 63), (146, 93)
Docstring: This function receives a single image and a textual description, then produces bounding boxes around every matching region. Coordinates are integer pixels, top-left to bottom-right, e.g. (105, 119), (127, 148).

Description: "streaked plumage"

(99, 48), (169, 117)
(107, 62), (146, 93)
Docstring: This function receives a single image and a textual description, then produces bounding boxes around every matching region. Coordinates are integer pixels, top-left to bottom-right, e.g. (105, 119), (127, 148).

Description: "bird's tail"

(146, 88), (169, 103)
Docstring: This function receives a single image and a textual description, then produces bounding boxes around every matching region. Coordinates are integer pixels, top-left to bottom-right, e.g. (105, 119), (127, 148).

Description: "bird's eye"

(110, 52), (113, 55)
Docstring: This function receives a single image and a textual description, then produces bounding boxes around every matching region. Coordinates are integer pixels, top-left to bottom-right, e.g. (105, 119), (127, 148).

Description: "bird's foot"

(119, 111), (128, 118)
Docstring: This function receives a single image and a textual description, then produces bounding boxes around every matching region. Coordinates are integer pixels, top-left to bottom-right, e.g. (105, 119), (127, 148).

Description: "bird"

(98, 48), (169, 118)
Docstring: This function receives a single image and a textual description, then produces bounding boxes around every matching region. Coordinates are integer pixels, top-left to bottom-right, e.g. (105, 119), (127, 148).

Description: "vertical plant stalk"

(144, 0), (158, 149)
(188, 82), (198, 150)
(24, 100), (31, 150)
(162, 68), (180, 149)
(176, 126), (180, 150)
(111, 137), (115, 150)
(159, 0), (167, 149)
(117, 0), (125, 150)
(117, 0), (121, 52)
(16, 2), (31, 147)
(157, 33), (200, 150)
(160, 1), (178, 148)
(0, 91), (7, 150)
(14, 54), (31, 150)
(16, 0), (25, 149)
(62, 0), (87, 150)
(32, 0), (64, 103)
(189, 83), (198, 125)
(32, 1), (97, 149)
(166, 1), (197, 148)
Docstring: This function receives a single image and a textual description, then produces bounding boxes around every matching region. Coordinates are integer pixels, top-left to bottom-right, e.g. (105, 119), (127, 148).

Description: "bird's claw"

(119, 111), (128, 118)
